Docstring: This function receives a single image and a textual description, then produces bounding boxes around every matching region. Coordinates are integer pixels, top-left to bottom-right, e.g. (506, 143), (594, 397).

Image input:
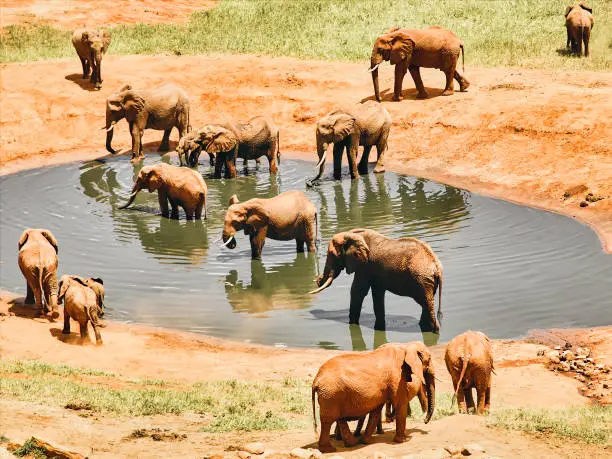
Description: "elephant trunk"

(94, 51), (103, 86)
(307, 132), (328, 186)
(119, 180), (141, 209)
(105, 111), (117, 154)
(423, 367), (436, 424)
(371, 56), (382, 102)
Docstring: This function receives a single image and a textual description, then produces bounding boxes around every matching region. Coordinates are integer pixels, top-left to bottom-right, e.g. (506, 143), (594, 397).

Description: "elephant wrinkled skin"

(445, 330), (494, 414)
(105, 83), (190, 160)
(370, 27), (469, 101)
(58, 275), (105, 345)
(222, 191), (318, 259)
(17, 228), (59, 318)
(312, 342), (435, 452)
(120, 163), (207, 220)
(71, 28), (111, 89)
(309, 101), (391, 183)
(565, 4), (594, 57)
(311, 228), (443, 333)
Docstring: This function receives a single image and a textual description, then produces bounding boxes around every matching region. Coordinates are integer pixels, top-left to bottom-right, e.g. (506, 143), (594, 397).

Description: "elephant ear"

(144, 168), (162, 191)
(332, 114), (355, 142)
(565, 6), (573, 17)
(57, 276), (70, 304)
(401, 359), (413, 383)
(229, 194), (240, 206)
(41, 230), (59, 253)
(18, 229), (30, 250)
(245, 203), (269, 232)
(343, 233), (370, 274)
(579, 3), (592, 13)
(390, 31), (414, 65)
(86, 278), (105, 308)
(122, 91), (145, 120)
(101, 29), (112, 52)
(417, 348), (432, 370)
(81, 31), (90, 43)
(72, 276), (89, 288)
(205, 128), (237, 153)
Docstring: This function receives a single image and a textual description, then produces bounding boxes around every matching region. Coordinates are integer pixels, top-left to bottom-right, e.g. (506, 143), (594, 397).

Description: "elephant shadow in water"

(65, 73), (99, 92)
(309, 309), (440, 346)
(224, 254), (318, 314)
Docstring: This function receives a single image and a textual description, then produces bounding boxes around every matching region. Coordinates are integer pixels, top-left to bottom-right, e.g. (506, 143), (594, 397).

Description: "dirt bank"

(1, 54), (611, 253)
(1, 291), (610, 458)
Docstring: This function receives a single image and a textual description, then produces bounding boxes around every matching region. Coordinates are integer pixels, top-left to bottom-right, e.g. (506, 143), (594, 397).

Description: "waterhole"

(1, 156), (610, 349)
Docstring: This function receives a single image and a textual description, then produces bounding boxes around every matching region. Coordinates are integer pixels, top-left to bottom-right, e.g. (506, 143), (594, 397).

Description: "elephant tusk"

(221, 236), (235, 247)
(308, 276), (333, 295)
(315, 155), (326, 169)
(368, 63), (381, 73)
(213, 235), (223, 243)
(103, 122), (116, 132)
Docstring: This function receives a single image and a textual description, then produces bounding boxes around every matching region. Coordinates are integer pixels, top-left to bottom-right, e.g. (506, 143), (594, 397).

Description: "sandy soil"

(1, 0), (217, 28)
(1, 291), (610, 458)
(1, 54), (611, 254)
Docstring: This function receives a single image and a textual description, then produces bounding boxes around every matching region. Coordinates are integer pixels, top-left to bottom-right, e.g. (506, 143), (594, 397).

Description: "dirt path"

(1, 0), (217, 28)
(1, 54), (611, 253)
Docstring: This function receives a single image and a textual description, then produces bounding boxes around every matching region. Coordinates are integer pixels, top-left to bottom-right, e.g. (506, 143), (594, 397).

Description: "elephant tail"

(36, 266), (46, 310)
(452, 353), (470, 406)
(86, 305), (104, 328)
(311, 385), (318, 435)
(276, 130), (281, 164)
(460, 44), (465, 74)
(435, 272), (442, 321)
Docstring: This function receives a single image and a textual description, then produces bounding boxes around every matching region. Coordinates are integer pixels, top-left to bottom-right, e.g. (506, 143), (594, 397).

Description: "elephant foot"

(393, 434), (407, 443)
(62, 328), (70, 335)
(350, 173), (360, 180)
(343, 436), (358, 448)
(357, 165), (368, 175)
(416, 92), (429, 99)
(318, 444), (336, 454)
(441, 89), (454, 96)
(460, 80), (470, 92)
(24, 297), (34, 305)
(158, 144), (170, 152)
(393, 94), (403, 102)
(373, 165), (385, 174)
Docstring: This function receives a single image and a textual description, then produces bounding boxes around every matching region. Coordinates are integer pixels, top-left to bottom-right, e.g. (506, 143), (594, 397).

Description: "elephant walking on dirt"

(312, 342), (435, 452)
(221, 191), (318, 259)
(58, 275), (105, 345)
(120, 163), (207, 219)
(310, 228), (443, 333)
(445, 330), (494, 414)
(71, 28), (111, 89)
(308, 101), (391, 184)
(565, 4), (594, 57)
(17, 229), (60, 318)
(105, 84), (190, 160)
(370, 27), (469, 101)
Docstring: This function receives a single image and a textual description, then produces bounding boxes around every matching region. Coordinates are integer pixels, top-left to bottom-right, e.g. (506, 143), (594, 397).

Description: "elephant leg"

(169, 200), (180, 220)
(464, 388), (476, 413)
(208, 153), (215, 167)
(249, 229), (267, 259)
(305, 219), (317, 253)
(393, 399), (408, 443)
(214, 153), (224, 178)
(385, 401), (395, 422)
(409, 65), (428, 99)
(347, 142), (360, 180)
(454, 70), (470, 92)
(44, 279), (59, 319)
(338, 421), (358, 447)
(92, 323), (103, 346)
(25, 282), (35, 304)
(159, 129), (171, 152)
(354, 417), (364, 437)
(416, 288), (439, 333)
(130, 123), (141, 160)
(371, 285), (386, 331)
(267, 145), (278, 175)
(318, 420), (336, 453)
(80, 57), (89, 78)
(358, 145), (372, 175)
(295, 239), (305, 253)
(349, 276), (370, 325)
(158, 190), (170, 218)
(374, 129), (389, 174)
(33, 282), (44, 312)
(566, 27), (571, 48)
(225, 153), (237, 178)
(195, 198), (205, 220)
(485, 383), (491, 412)
(185, 206), (195, 220)
(334, 422), (342, 440)
(332, 142), (344, 180)
(442, 67), (456, 96)
(393, 61), (408, 101)
(362, 406), (382, 444)
(79, 322), (89, 340)
(584, 29), (591, 57)
(62, 312), (71, 334)
(475, 383), (487, 415)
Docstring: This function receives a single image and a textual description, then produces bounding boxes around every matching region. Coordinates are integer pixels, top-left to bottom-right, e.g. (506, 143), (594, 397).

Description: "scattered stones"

(546, 351), (560, 364)
(127, 428), (186, 442)
(585, 193), (605, 203)
(537, 349), (545, 356)
(238, 452), (252, 459)
(561, 350), (576, 361)
(461, 444), (486, 455)
(557, 361), (571, 372)
(243, 443), (265, 455)
(290, 448), (321, 459)
(444, 445), (461, 456)
(579, 201), (589, 207)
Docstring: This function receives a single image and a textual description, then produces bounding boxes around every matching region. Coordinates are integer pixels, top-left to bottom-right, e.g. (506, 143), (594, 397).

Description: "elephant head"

(370, 28), (415, 102)
(82, 29), (111, 88)
(104, 84), (145, 154)
(309, 112), (356, 183)
(58, 276), (105, 316)
(221, 195), (268, 250)
(310, 229), (369, 294)
(119, 164), (164, 209)
(176, 125), (237, 167)
(18, 228), (59, 253)
(414, 346), (436, 424)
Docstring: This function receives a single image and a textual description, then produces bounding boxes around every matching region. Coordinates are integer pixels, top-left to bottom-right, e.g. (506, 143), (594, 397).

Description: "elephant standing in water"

(309, 101), (391, 184)
(17, 229), (60, 318)
(105, 84), (190, 160)
(370, 27), (469, 101)
(310, 228), (443, 333)
(565, 3), (594, 57)
(120, 163), (207, 220)
(58, 275), (105, 345)
(176, 125), (239, 178)
(71, 28), (111, 89)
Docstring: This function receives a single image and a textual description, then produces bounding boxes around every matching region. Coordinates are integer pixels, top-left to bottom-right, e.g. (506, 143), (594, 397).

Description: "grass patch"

(0, 359), (113, 378)
(1, 0), (611, 70)
(11, 438), (47, 459)
(490, 405), (612, 445)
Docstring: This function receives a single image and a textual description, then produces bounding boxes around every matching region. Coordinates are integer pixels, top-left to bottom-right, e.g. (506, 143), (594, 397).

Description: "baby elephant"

(120, 163), (207, 219)
(445, 330), (494, 414)
(71, 28), (111, 89)
(222, 191), (318, 259)
(58, 275), (105, 345)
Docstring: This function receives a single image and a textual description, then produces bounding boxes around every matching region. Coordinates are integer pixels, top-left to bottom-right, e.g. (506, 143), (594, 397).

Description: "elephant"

(369, 27), (469, 101)
(445, 330), (494, 415)
(308, 101), (391, 184)
(178, 117), (280, 174)
(565, 4), (594, 57)
(104, 83), (190, 160)
(120, 163), (207, 219)
(17, 228), (59, 318)
(71, 28), (111, 89)
(310, 228), (443, 333)
(176, 125), (238, 178)
(221, 191), (318, 259)
(312, 342), (435, 452)
(58, 275), (105, 345)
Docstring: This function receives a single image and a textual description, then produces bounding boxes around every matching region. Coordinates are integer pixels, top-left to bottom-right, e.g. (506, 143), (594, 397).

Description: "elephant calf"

(72, 28), (111, 89)
(120, 163), (208, 219)
(445, 330), (494, 414)
(565, 3), (594, 57)
(58, 275), (105, 345)
(17, 228), (59, 318)
(221, 191), (318, 259)
(310, 228), (443, 333)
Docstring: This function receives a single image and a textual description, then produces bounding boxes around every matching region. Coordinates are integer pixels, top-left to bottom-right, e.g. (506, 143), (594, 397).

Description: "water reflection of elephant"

(224, 254), (317, 314)
(79, 158), (208, 264)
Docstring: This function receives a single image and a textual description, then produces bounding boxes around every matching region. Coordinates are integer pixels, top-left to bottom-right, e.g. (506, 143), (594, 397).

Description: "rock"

(575, 374), (586, 382)
(596, 364), (605, 370)
(373, 453), (388, 459)
(554, 345), (562, 350)
(557, 361), (571, 372)
(546, 351), (560, 364)
(579, 201), (589, 207)
(561, 350), (576, 361)
(238, 452), (252, 459)
(462, 444), (486, 455)
(575, 360), (586, 369)
(537, 349), (545, 357)
(444, 445), (461, 456)
(603, 383), (609, 389)
(585, 193), (605, 203)
(290, 448), (320, 459)
(244, 443), (265, 455)
(563, 184), (588, 199)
